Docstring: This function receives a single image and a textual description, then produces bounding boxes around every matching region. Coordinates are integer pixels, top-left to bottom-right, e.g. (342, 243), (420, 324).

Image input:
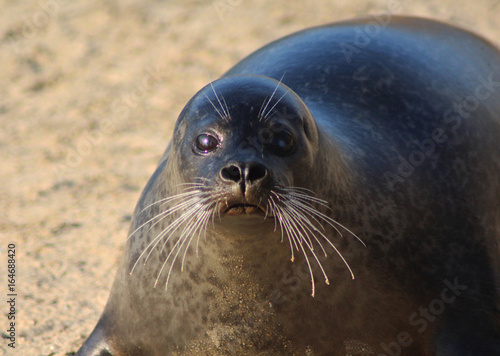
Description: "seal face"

(172, 75), (320, 224)
(77, 17), (500, 356)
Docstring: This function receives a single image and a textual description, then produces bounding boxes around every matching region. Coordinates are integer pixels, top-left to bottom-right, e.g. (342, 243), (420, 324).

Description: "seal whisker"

(268, 195), (279, 233)
(178, 209), (210, 272)
(155, 233), (188, 289)
(286, 202), (348, 276)
(128, 198), (191, 242)
(139, 192), (193, 214)
(182, 209), (211, 268)
(154, 197), (213, 256)
(288, 200), (356, 280)
(310, 227), (355, 280)
(130, 189), (203, 239)
(282, 201), (329, 257)
(287, 199), (357, 279)
(289, 208), (342, 292)
(154, 191), (206, 215)
(197, 206), (215, 256)
(154, 203), (204, 288)
(285, 208), (332, 295)
(259, 72), (286, 121)
(291, 224), (318, 297)
(129, 197), (203, 275)
(302, 241), (332, 295)
(271, 187), (356, 294)
(144, 188), (227, 289)
(279, 204), (315, 250)
(287, 198), (338, 235)
(283, 186), (318, 195)
(294, 199), (364, 246)
(262, 89), (290, 121)
(283, 188), (331, 207)
(178, 177), (211, 186)
(141, 194), (212, 263)
(203, 92), (226, 122)
(220, 94), (231, 121)
(209, 82), (230, 121)
(283, 187), (365, 246)
(257, 95), (270, 120)
(278, 192), (332, 257)
(273, 203), (300, 261)
(264, 198), (270, 220)
(177, 181), (206, 186)
(215, 198), (222, 224)
(160, 205), (213, 291)
(143, 194), (204, 236)
(270, 193), (287, 242)
(326, 219), (365, 247)
(287, 196), (330, 232)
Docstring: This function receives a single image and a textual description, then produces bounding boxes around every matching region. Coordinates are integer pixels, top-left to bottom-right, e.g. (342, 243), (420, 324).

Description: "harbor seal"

(76, 16), (500, 355)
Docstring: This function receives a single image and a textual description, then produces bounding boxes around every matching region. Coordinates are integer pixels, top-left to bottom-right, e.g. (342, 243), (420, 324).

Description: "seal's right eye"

(195, 134), (219, 153)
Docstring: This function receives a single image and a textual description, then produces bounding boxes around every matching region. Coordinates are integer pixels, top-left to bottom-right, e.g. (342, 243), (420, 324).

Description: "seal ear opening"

(75, 322), (113, 356)
(302, 118), (310, 138)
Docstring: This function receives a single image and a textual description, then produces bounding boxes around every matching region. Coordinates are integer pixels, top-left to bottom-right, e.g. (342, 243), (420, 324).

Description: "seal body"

(77, 17), (500, 355)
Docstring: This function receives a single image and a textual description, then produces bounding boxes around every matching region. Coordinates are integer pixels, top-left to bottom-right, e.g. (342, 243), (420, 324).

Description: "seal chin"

(215, 211), (275, 233)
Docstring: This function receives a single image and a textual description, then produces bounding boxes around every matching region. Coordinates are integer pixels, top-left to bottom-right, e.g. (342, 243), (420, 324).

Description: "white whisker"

(269, 185), (365, 295)
(262, 90), (290, 121)
(210, 82), (230, 121)
(203, 91), (226, 122)
(154, 201), (208, 288)
(130, 197), (202, 275)
(180, 209), (211, 270)
(129, 176), (362, 298)
(259, 72), (287, 121)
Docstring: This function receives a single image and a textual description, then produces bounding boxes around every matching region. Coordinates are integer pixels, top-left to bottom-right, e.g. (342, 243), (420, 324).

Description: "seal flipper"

(76, 322), (113, 356)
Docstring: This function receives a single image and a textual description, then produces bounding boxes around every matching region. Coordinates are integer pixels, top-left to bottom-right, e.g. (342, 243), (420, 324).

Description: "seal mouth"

(224, 204), (266, 216)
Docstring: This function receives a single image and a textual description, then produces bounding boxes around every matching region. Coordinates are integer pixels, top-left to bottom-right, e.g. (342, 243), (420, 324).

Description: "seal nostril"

(247, 163), (267, 183)
(221, 165), (241, 183)
(221, 163), (268, 186)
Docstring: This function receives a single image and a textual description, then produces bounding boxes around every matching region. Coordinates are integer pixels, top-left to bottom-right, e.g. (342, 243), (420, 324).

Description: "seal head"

(171, 75), (320, 224)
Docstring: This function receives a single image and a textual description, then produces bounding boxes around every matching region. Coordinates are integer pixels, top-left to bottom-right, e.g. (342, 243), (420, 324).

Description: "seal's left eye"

(268, 131), (295, 156)
(196, 134), (219, 153)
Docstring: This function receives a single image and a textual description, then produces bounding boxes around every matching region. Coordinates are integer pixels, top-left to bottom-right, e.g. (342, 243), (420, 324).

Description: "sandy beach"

(1, 0), (499, 354)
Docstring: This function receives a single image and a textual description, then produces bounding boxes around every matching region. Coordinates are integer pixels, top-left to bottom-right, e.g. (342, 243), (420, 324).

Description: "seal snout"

(220, 161), (270, 215)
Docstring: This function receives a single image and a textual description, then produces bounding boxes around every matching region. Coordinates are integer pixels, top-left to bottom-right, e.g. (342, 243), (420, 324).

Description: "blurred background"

(0, 0), (498, 354)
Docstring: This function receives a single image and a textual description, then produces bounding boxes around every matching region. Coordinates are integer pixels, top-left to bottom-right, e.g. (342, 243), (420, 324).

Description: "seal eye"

(269, 131), (295, 156)
(196, 134), (219, 153)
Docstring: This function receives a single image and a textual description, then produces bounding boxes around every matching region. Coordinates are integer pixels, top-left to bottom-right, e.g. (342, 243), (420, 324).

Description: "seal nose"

(220, 162), (269, 191)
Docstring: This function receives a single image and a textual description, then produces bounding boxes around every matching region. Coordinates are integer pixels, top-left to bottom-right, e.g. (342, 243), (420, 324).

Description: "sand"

(1, 0), (498, 355)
